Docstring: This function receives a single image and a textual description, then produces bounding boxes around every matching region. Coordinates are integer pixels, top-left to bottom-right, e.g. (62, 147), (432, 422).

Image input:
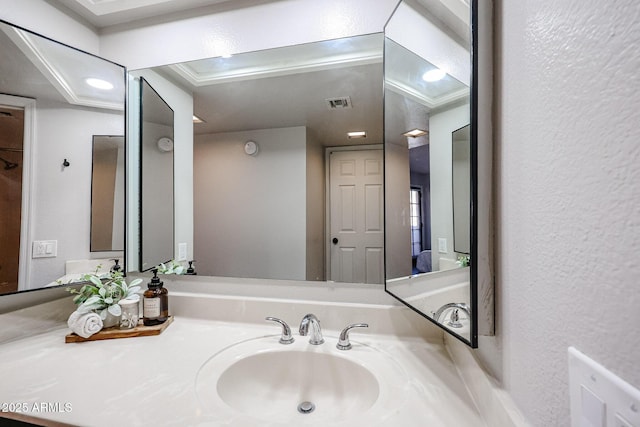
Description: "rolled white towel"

(67, 310), (103, 338)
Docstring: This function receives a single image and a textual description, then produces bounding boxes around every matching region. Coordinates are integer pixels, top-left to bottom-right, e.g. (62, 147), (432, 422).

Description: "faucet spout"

(299, 313), (324, 345)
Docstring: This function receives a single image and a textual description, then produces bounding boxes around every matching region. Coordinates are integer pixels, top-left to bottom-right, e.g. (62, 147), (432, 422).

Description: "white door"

(329, 149), (384, 284)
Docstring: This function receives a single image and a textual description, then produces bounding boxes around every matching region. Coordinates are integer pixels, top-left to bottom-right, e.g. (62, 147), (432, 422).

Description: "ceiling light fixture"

(403, 128), (428, 138)
(347, 131), (367, 139)
(193, 115), (205, 123)
(422, 68), (446, 82)
(85, 78), (114, 90)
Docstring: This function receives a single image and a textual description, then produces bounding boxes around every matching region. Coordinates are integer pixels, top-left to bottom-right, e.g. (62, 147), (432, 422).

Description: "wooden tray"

(65, 316), (174, 343)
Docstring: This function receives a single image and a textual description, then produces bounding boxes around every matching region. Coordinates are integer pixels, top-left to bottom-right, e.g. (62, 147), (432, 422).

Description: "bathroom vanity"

(0, 281), (488, 427)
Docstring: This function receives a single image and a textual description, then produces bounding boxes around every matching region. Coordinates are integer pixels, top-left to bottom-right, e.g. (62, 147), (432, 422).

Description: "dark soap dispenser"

(185, 260), (197, 275)
(143, 268), (168, 326)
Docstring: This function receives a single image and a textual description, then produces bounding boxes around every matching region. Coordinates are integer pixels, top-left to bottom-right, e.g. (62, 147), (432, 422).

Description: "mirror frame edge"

(382, 0), (494, 348)
(474, 0), (495, 340)
(137, 76), (176, 273)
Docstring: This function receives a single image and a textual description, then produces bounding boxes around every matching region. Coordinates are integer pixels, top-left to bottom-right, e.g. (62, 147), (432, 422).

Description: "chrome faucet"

(299, 313), (324, 345)
(265, 317), (294, 344)
(336, 323), (368, 350)
(433, 303), (471, 328)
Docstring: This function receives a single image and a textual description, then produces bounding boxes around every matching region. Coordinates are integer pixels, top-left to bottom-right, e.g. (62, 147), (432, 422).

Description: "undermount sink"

(195, 335), (411, 425)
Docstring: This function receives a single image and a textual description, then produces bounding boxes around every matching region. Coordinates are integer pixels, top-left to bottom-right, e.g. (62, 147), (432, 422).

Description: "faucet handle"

(265, 317), (295, 344)
(447, 309), (464, 328)
(336, 323), (369, 350)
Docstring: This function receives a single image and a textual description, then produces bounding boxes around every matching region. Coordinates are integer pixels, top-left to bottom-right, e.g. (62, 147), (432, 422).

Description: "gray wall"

(193, 126), (308, 280)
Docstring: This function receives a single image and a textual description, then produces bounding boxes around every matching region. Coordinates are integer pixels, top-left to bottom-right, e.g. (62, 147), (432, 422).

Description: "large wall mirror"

(135, 33), (385, 283)
(129, 0), (492, 347)
(0, 19), (126, 296)
(90, 135), (125, 252)
(384, 0), (492, 348)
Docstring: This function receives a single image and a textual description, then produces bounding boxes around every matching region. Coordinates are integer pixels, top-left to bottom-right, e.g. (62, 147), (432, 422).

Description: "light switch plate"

(32, 240), (57, 258)
(438, 237), (447, 253)
(178, 243), (187, 261)
(569, 347), (640, 427)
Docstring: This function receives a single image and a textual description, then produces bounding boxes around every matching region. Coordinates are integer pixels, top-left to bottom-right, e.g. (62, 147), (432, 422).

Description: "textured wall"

(477, 0), (640, 425)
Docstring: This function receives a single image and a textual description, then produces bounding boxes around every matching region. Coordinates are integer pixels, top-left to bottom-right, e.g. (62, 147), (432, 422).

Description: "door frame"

(324, 144), (383, 282)
(0, 94), (36, 291)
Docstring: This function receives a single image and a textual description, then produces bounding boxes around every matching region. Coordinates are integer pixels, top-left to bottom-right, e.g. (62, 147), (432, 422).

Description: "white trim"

(0, 94), (36, 291)
(170, 52), (382, 87)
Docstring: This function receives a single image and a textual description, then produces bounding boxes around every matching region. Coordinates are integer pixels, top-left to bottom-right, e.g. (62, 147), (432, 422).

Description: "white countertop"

(0, 292), (485, 426)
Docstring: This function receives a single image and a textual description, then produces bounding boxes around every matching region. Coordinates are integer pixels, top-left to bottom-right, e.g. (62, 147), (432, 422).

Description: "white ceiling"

(26, 0), (469, 151)
(155, 34), (387, 146)
(152, 32), (467, 147)
(49, 0), (274, 28)
(0, 21), (125, 111)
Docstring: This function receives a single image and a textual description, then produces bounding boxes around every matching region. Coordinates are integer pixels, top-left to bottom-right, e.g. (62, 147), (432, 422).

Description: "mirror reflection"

(452, 124), (471, 255)
(0, 19), (126, 295)
(139, 78), (175, 272)
(139, 33), (384, 283)
(383, 0), (475, 345)
(90, 135), (125, 252)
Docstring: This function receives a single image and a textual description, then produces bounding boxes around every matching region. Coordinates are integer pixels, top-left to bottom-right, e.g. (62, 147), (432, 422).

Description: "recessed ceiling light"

(347, 131), (367, 139)
(193, 115), (205, 123)
(422, 68), (446, 82)
(85, 78), (114, 90)
(403, 128), (428, 138)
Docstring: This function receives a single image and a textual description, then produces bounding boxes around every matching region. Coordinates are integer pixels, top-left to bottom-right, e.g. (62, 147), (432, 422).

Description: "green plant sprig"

(66, 267), (142, 321)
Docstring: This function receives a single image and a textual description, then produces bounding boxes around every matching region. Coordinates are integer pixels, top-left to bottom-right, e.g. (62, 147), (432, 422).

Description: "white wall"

(29, 101), (123, 288)
(476, 0), (640, 425)
(429, 104), (469, 270)
(193, 127), (307, 280)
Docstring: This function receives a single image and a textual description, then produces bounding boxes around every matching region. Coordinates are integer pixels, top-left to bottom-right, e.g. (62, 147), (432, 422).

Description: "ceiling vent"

(326, 97), (352, 110)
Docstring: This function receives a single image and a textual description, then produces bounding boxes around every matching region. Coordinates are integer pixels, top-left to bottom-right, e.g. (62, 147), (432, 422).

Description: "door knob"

(332, 238), (339, 245)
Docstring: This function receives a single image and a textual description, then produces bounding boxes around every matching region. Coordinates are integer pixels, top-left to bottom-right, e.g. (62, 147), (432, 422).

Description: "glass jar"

(118, 299), (140, 329)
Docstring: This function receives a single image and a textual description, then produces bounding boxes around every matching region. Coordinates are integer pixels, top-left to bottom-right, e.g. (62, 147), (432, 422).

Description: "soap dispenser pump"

(110, 259), (121, 274)
(143, 268), (168, 326)
(186, 260), (197, 275)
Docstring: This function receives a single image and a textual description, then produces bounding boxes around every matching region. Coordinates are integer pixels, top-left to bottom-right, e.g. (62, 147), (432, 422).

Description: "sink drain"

(297, 401), (316, 414)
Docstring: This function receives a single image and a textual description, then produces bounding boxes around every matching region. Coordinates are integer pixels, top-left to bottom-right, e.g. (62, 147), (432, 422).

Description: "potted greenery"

(157, 260), (186, 275)
(67, 269), (142, 328)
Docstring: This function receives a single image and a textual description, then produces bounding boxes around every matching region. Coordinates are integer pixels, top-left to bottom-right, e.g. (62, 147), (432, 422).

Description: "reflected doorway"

(0, 105), (24, 294)
(328, 148), (384, 284)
